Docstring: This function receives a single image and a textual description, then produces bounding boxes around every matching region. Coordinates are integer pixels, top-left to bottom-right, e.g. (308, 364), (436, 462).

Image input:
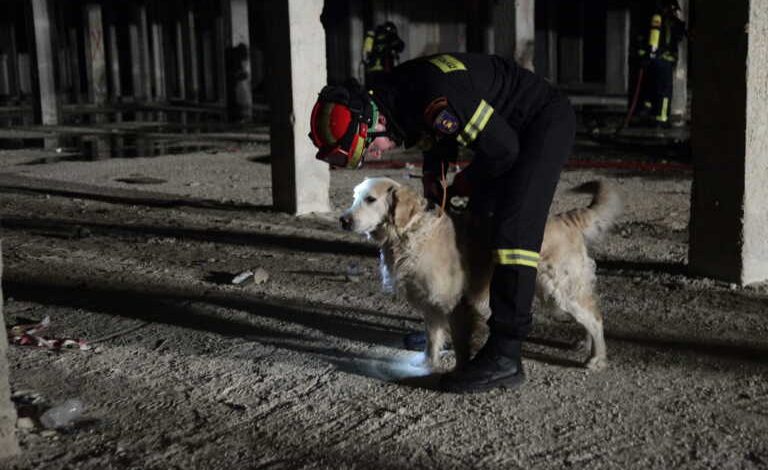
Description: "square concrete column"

(183, 6), (200, 102)
(605, 8), (630, 95)
(221, 0), (252, 121)
(689, 0), (768, 285)
(268, 0), (330, 215)
(0, 245), (20, 458)
(671, 0), (689, 119)
(83, 3), (107, 113)
(496, 0), (536, 71)
(31, 0), (60, 125)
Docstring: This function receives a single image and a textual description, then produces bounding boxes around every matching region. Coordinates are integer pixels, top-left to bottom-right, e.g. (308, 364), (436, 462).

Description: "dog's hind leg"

(563, 293), (607, 370)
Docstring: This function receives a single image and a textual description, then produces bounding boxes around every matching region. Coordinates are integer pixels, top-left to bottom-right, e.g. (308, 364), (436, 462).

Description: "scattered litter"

(252, 267), (269, 285)
(16, 417), (36, 430)
(7, 316), (91, 351)
(231, 267), (270, 286)
(40, 399), (85, 429)
(231, 270), (254, 285)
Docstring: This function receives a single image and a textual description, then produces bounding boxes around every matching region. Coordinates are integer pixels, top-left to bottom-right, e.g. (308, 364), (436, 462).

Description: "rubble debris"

(40, 399), (86, 429)
(7, 316), (91, 351)
(252, 267), (269, 285)
(16, 417), (36, 430)
(231, 267), (269, 286)
(231, 270), (254, 285)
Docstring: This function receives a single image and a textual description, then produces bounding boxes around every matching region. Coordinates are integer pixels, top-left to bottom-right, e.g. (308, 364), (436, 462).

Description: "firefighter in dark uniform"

(632, 0), (687, 126)
(309, 53), (575, 393)
(363, 22), (460, 237)
(362, 21), (405, 86)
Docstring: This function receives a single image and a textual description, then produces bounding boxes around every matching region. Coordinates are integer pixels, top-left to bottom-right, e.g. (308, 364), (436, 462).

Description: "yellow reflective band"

(649, 29), (660, 50)
(348, 137), (365, 168)
(657, 98), (669, 123)
(428, 54), (467, 73)
(495, 249), (540, 268)
(661, 52), (676, 62)
(458, 100), (494, 147)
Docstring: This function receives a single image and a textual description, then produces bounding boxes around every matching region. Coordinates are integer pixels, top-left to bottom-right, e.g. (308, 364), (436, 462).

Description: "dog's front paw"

(586, 356), (608, 371)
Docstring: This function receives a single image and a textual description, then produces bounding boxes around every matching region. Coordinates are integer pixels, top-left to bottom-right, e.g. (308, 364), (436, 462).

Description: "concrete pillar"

(605, 8), (630, 95)
(0, 245), (20, 458)
(31, 0), (60, 125)
(129, 4), (150, 118)
(222, 0), (252, 121)
(689, 0), (768, 285)
(0, 55), (8, 96)
(671, 0), (689, 120)
(83, 3), (107, 116)
(213, 15), (226, 104)
(67, 27), (82, 104)
(268, 0), (330, 215)
(201, 30), (216, 101)
(0, 23), (19, 98)
(175, 18), (186, 99)
(544, 0), (558, 83)
(491, 0), (514, 60)
(107, 23), (121, 99)
(184, 6), (200, 102)
(558, 1), (584, 85)
(151, 16), (166, 102)
(502, 0), (535, 71)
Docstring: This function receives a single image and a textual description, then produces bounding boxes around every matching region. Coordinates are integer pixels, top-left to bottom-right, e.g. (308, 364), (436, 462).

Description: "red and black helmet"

(309, 82), (381, 169)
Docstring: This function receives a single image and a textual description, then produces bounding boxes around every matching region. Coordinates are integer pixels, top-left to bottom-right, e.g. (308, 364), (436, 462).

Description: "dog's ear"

(390, 186), (420, 230)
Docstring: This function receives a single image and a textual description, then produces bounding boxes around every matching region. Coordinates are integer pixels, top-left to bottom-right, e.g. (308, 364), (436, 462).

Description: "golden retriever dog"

(340, 177), (621, 371)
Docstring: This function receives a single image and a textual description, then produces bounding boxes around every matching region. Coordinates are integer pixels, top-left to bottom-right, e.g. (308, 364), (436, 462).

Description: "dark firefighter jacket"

(368, 52), (562, 182)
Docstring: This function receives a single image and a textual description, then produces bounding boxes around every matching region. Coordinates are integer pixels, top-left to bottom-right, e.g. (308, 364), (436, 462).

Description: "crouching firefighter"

(308, 53), (576, 393)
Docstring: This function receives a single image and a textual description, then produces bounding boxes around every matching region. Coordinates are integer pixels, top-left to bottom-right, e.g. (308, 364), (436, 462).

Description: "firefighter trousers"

(471, 95), (575, 356)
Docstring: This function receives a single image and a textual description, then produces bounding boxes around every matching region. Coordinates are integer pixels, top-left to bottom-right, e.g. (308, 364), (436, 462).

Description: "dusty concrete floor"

(0, 141), (767, 469)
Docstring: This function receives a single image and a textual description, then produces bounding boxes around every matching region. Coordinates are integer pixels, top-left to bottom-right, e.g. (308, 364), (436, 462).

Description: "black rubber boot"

(441, 340), (525, 393)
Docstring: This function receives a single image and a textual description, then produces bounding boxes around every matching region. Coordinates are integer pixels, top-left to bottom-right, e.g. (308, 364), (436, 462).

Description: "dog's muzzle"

(339, 213), (353, 231)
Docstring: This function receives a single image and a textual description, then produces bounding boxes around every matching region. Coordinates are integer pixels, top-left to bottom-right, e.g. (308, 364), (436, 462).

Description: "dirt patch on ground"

(0, 145), (766, 469)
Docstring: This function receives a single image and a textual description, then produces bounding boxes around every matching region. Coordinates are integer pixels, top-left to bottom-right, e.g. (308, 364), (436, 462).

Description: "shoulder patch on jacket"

(423, 97), (458, 135)
(434, 109), (459, 134)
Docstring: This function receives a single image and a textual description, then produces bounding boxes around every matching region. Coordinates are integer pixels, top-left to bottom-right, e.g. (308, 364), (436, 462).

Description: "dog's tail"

(565, 180), (623, 242)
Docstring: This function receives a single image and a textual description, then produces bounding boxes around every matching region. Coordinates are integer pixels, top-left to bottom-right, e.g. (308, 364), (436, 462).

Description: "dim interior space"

(0, 0), (766, 468)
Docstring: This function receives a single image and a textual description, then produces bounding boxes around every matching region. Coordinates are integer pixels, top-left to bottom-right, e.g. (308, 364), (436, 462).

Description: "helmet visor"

(315, 134), (366, 169)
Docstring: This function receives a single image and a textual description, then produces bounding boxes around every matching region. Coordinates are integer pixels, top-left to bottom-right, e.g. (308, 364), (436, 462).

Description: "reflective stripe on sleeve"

(457, 99), (494, 147)
(494, 249), (540, 268)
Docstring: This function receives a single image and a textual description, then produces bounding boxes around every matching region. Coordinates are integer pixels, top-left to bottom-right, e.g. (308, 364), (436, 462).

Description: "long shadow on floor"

(0, 174), (273, 212)
(1, 215), (377, 257)
(3, 277), (414, 353)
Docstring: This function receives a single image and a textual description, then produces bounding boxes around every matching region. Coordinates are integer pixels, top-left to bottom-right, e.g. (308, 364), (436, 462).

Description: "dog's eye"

(364, 196), (376, 204)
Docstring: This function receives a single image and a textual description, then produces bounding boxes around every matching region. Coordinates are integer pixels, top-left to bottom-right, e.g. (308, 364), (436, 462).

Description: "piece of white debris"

(231, 271), (254, 285)
(252, 268), (270, 285)
(17, 417), (36, 430)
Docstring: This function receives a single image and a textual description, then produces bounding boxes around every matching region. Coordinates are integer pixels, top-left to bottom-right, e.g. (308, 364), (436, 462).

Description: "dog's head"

(340, 177), (423, 238)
